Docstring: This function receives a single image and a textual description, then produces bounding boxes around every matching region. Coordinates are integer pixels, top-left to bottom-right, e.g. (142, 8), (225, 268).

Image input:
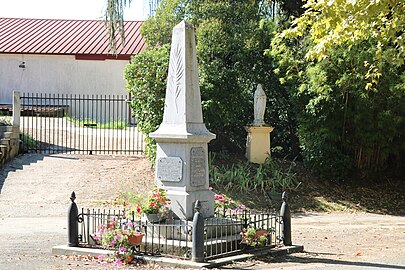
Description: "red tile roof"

(0, 18), (146, 60)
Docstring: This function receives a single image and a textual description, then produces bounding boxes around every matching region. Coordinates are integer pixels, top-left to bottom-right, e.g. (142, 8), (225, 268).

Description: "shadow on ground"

(0, 153), (79, 193)
(220, 252), (405, 270)
(268, 253), (405, 270)
(213, 162), (405, 216)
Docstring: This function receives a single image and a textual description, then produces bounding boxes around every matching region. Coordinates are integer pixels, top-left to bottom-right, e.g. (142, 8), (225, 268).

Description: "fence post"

(68, 191), (79, 247)
(12, 91), (20, 127)
(280, 191), (292, 246)
(192, 200), (205, 262)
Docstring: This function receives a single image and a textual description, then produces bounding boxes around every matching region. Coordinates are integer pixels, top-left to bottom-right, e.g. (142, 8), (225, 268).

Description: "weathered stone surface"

(190, 147), (206, 187)
(156, 157), (183, 182)
(245, 126), (273, 164)
(150, 21), (215, 220)
(150, 21), (215, 141)
(0, 125), (20, 169)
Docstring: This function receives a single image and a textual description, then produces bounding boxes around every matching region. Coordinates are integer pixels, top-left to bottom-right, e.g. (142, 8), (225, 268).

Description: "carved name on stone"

(156, 157), (183, 182)
(190, 147), (206, 186)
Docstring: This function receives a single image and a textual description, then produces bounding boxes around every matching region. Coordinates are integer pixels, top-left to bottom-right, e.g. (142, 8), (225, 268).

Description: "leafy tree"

(141, 0), (186, 46)
(268, 1), (405, 179)
(192, 0), (273, 152)
(105, 0), (133, 53)
(125, 0), (299, 159)
(283, 0), (405, 90)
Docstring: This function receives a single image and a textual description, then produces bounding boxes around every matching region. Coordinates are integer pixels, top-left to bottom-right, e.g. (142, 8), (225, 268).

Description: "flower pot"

(107, 221), (116, 230)
(127, 232), (144, 246)
(255, 229), (269, 238)
(241, 229), (269, 247)
(124, 254), (133, 263)
(144, 213), (164, 223)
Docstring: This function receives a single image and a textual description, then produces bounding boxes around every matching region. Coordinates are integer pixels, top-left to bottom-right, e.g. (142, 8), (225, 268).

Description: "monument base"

(141, 218), (243, 258)
(245, 125), (274, 164)
(167, 189), (215, 220)
(145, 217), (243, 241)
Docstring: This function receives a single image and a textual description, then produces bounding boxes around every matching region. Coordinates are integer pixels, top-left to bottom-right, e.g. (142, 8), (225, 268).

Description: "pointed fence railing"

(68, 192), (291, 261)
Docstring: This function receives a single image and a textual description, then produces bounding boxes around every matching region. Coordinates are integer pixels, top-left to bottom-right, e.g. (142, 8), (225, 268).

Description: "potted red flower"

(139, 187), (171, 223)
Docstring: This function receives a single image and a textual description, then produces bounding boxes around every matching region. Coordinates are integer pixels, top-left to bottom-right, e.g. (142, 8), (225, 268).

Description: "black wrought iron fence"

(19, 93), (144, 155)
(75, 206), (284, 260)
(77, 208), (193, 258)
(204, 211), (282, 260)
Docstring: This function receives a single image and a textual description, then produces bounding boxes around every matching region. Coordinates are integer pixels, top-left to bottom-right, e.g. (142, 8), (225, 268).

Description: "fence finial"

(194, 200), (201, 212)
(280, 191), (292, 246)
(192, 200), (204, 262)
(282, 191), (288, 202)
(70, 191), (76, 202)
(68, 191), (79, 247)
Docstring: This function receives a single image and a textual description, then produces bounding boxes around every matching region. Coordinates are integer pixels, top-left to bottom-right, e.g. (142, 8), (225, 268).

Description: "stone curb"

(52, 244), (304, 269)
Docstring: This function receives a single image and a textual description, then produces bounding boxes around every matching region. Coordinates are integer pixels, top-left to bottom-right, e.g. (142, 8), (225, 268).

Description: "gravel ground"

(231, 212), (405, 270)
(0, 154), (154, 270)
(0, 154), (404, 270)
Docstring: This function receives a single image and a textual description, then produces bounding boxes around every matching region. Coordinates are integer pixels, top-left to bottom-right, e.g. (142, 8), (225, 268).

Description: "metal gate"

(19, 93), (144, 155)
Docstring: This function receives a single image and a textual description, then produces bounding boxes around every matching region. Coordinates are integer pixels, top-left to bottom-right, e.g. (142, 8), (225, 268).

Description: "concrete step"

(0, 144), (9, 160)
(1, 138), (11, 146)
(0, 143), (9, 151)
(0, 126), (20, 166)
(0, 125), (18, 133)
(2, 131), (19, 139)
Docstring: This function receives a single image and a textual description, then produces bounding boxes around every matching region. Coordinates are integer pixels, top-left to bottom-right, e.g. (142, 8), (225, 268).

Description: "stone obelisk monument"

(150, 21), (216, 220)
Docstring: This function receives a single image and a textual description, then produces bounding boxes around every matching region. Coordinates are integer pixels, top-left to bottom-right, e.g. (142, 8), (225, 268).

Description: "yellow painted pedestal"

(245, 125), (274, 164)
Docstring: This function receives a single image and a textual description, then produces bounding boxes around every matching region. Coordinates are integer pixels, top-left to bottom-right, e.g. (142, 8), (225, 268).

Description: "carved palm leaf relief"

(168, 44), (184, 112)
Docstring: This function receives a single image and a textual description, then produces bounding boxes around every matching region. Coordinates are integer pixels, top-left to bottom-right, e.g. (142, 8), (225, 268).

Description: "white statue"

(253, 84), (266, 125)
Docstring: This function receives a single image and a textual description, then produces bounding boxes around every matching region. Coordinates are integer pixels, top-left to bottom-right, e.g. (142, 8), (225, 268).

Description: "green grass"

(209, 152), (300, 195)
(65, 116), (128, 129)
(20, 132), (39, 148)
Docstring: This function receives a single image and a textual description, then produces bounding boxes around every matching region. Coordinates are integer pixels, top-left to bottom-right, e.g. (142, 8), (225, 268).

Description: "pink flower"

(215, 195), (223, 200)
(114, 259), (122, 267)
(118, 247), (126, 253)
(97, 255), (104, 262)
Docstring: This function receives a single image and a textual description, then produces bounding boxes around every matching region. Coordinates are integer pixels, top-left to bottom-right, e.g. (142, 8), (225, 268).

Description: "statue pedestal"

(245, 125), (274, 164)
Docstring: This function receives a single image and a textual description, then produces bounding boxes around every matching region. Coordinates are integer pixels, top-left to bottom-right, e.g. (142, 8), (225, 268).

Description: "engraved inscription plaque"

(156, 157), (183, 182)
(190, 147), (206, 186)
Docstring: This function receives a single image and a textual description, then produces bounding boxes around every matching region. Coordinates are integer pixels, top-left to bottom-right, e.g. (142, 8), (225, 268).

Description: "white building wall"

(0, 54), (130, 104)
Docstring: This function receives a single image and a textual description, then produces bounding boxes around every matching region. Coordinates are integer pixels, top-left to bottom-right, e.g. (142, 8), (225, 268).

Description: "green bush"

(271, 33), (405, 180)
(124, 45), (170, 160)
(126, 0), (299, 160)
